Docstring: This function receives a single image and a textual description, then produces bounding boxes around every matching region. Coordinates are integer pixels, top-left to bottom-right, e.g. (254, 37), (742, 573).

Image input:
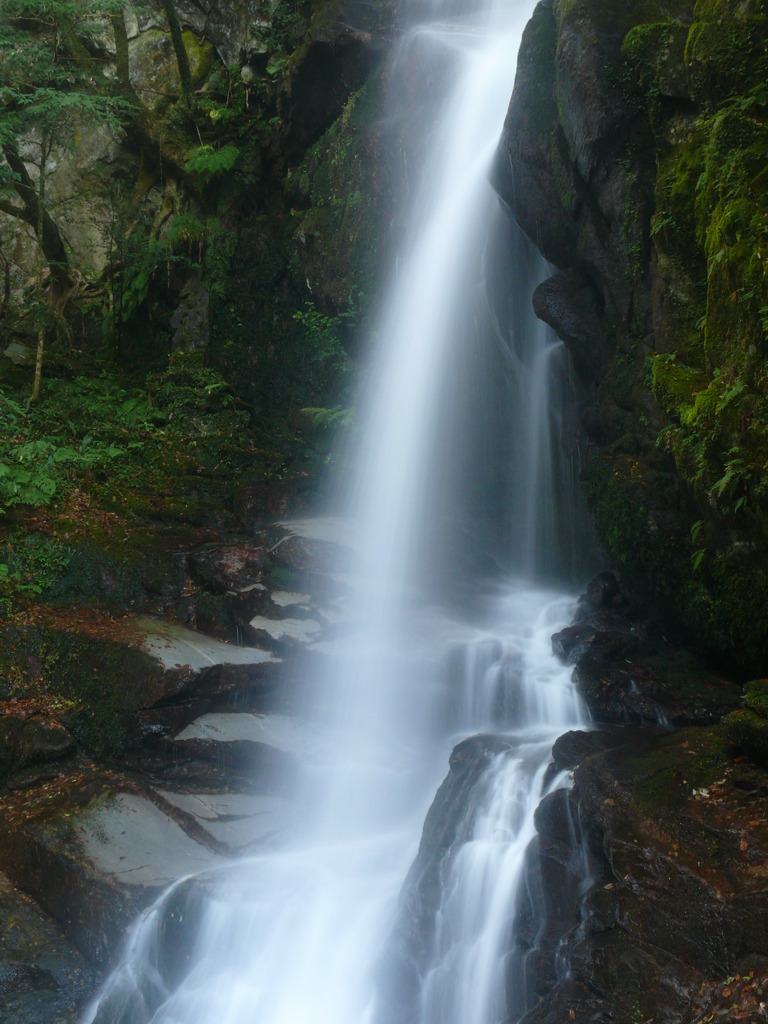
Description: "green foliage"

(0, 385), (92, 510)
(0, 343), (288, 559)
(184, 144), (240, 182)
(209, 217), (355, 472)
(745, 679), (768, 718)
(147, 349), (233, 414)
(145, 350), (254, 475)
(0, 0), (133, 161)
(0, 532), (71, 613)
(636, 1), (768, 559)
(123, 229), (194, 322)
(653, 359), (768, 517)
(301, 405), (354, 430)
(0, 374), (152, 515)
(200, 218), (237, 299)
(256, 0), (308, 58)
(294, 304), (350, 380)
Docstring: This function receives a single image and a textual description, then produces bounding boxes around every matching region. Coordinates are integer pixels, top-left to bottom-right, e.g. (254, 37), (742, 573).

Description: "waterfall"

(85, 1), (591, 1023)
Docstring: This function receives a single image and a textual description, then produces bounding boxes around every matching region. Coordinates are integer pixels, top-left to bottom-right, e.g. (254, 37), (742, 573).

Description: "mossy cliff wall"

(495, 0), (768, 673)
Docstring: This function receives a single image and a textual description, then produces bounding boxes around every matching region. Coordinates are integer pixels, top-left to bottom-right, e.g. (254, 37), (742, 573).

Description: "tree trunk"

(159, 0), (194, 110)
(0, 244), (10, 317)
(111, 10), (141, 106)
(1, 139), (74, 297)
(31, 130), (47, 403)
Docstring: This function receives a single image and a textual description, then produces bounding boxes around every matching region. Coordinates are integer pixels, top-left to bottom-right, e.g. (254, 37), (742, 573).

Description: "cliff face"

(495, 0), (768, 674)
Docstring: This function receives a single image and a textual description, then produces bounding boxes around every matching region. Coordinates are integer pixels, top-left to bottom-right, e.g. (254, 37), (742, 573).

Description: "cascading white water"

(85, 2), (591, 1023)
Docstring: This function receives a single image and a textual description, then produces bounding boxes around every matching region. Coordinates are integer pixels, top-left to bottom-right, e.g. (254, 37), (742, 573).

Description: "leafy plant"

(0, 531), (71, 613)
(184, 144), (240, 182)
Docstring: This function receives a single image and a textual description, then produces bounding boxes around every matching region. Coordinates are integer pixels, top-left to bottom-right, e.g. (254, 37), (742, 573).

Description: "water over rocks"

(3, 524), (766, 1024)
(513, 574), (768, 1024)
(0, 518), (355, 1017)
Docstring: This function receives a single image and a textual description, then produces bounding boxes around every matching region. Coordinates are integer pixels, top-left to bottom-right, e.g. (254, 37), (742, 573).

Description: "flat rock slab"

(248, 615), (322, 645)
(271, 590), (311, 608)
(77, 792), (222, 886)
(156, 790), (296, 849)
(0, 768), (224, 965)
(175, 711), (322, 760)
(135, 617), (277, 672)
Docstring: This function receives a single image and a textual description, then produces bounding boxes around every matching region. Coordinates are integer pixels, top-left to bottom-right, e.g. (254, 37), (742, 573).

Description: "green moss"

(745, 679), (768, 717)
(632, 725), (729, 815)
(684, 16), (768, 103)
(651, 353), (708, 415)
(703, 553), (768, 672)
(653, 133), (706, 270)
(723, 708), (768, 764)
(581, 454), (696, 613)
(622, 20), (691, 128)
(290, 75), (386, 312)
(555, 0), (665, 35)
(181, 30), (214, 88)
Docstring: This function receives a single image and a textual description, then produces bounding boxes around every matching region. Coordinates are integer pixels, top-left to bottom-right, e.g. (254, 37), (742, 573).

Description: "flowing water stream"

(86, 2), (591, 1022)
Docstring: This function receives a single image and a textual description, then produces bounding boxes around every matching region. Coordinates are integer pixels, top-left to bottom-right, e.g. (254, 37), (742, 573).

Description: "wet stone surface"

(516, 575), (768, 1024)
(0, 870), (97, 1024)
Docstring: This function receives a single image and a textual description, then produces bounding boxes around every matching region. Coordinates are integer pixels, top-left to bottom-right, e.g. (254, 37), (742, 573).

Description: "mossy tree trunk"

(111, 10), (141, 107)
(159, 0), (194, 110)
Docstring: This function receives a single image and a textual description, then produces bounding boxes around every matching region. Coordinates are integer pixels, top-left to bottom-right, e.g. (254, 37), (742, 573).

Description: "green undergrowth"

(0, 350), (297, 621)
(581, 454), (695, 609)
(0, 352), (272, 528)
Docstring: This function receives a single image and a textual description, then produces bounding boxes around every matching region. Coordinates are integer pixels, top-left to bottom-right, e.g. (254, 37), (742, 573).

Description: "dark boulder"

(188, 543), (267, 594)
(0, 871), (97, 1024)
(517, 721), (768, 1024)
(376, 735), (515, 1024)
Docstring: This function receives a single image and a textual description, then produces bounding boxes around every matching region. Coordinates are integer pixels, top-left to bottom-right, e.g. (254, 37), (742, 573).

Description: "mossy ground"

(631, 725), (729, 816)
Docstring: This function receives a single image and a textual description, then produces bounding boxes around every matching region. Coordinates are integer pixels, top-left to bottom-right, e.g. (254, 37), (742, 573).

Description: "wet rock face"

(518, 588), (768, 1024)
(553, 575), (741, 727)
(0, 871), (97, 1024)
(519, 724), (768, 1024)
(188, 542), (267, 594)
(89, 874), (216, 1024)
(376, 735), (516, 1024)
(495, 0), (655, 328)
(499, 0), (768, 673)
(507, 786), (601, 1021)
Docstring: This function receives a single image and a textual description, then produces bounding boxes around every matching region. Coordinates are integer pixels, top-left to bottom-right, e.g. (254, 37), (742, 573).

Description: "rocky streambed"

(0, 517), (357, 1022)
(1, 528), (767, 1024)
(513, 582), (768, 1024)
